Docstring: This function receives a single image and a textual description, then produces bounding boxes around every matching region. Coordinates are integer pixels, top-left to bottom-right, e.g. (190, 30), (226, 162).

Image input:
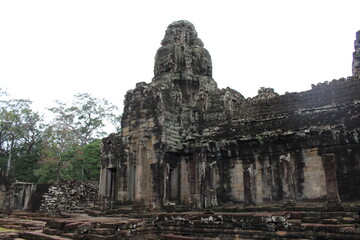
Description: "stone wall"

(100, 21), (360, 210)
(0, 171), (13, 214)
(29, 183), (51, 211)
(12, 182), (36, 211)
(39, 181), (98, 214)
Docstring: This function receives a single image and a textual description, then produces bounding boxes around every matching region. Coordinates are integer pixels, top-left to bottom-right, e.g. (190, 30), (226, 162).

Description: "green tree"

(0, 91), (120, 183)
(0, 92), (43, 180)
(36, 93), (119, 182)
(35, 125), (75, 182)
(48, 93), (119, 145)
(64, 140), (101, 181)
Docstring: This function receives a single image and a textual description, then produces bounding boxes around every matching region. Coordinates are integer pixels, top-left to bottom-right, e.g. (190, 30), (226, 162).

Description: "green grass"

(0, 226), (18, 232)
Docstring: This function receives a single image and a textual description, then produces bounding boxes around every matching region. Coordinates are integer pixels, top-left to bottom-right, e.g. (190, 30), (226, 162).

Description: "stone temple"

(99, 20), (360, 211)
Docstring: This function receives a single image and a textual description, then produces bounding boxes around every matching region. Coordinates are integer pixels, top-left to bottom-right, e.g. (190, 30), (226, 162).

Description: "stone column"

(322, 154), (342, 210)
(243, 164), (255, 206)
(279, 154), (295, 208)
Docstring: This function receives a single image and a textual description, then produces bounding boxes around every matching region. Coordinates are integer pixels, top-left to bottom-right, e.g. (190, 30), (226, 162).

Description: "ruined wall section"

(193, 76), (360, 204)
(197, 76), (360, 139)
(99, 132), (122, 197)
(100, 22), (360, 210)
(113, 82), (165, 208)
(157, 83), (240, 208)
(0, 171), (13, 214)
(236, 76), (360, 127)
(40, 181), (98, 214)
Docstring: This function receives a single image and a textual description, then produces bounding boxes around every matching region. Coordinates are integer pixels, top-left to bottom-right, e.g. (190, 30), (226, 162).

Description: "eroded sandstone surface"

(100, 21), (360, 213)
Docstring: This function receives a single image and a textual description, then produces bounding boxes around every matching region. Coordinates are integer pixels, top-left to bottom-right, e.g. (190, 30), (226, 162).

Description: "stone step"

(43, 227), (64, 236)
(159, 227), (319, 239)
(161, 234), (196, 240)
(300, 223), (356, 233)
(79, 234), (118, 240)
(342, 217), (358, 223)
(19, 230), (72, 240)
(106, 207), (133, 214)
(0, 232), (21, 239)
(276, 230), (360, 240)
(60, 232), (76, 239)
(0, 218), (46, 230)
(63, 221), (87, 232)
(288, 212), (359, 222)
(321, 232), (360, 240)
(289, 211), (354, 219)
(90, 228), (116, 235)
(85, 209), (103, 217)
(45, 219), (82, 231)
(322, 218), (339, 224)
(321, 217), (359, 224)
(98, 221), (128, 229)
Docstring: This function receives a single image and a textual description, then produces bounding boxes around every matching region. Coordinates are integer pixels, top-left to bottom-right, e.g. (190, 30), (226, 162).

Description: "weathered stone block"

(99, 21), (360, 212)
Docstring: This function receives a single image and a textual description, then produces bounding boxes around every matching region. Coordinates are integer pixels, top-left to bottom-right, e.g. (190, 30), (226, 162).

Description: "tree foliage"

(48, 93), (120, 145)
(0, 90), (121, 183)
(0, 92), (43, 181)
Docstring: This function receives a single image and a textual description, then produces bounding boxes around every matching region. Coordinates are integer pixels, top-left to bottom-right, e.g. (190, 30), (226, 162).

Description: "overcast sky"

(1, 0), (360, 115)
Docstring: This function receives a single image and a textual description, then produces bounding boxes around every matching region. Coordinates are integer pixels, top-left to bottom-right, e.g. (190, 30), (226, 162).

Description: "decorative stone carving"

(154, 20), (212, 78)
(99, 21), (360, 211)
(253, 87), (279, 101)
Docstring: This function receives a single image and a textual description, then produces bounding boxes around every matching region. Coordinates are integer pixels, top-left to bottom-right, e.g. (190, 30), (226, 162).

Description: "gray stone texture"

(40, 181), (98, 214)
(100, 21), (360, 210)
(0, 171), (13, 214)
(353, 30), (360, 76)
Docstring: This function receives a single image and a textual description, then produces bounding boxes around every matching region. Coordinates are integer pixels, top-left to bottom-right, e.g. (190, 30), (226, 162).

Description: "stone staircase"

(284, 211), (360, 239)
(152, 211), (360, 239)
(85, 205), (134, 217)
(1, 208), (360, 239)
(30, 210), (360, 239)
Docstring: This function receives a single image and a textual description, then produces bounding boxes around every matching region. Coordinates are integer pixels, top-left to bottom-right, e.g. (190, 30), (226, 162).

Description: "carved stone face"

(161, 20), (201, 46)
(154, 20), (212, 78)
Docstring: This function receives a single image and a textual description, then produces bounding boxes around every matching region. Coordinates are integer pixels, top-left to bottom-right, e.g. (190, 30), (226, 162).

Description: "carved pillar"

(322, 154), (341, 209)
(279, 154), (295, 207)
(204, 163), (217, 208)
(243, 164), (255, 206)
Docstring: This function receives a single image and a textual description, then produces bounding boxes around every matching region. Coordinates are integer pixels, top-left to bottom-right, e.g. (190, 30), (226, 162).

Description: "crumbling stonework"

(12, 182), (35, 211)
(100, 20), (360, 211)
(40, 181), (98, 214)
(0, 174), (50, 214)
(0, 171), (13, 214)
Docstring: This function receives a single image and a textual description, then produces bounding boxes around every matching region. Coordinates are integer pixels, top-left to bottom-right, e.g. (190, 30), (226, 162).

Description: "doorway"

(106, 168), (117, 201)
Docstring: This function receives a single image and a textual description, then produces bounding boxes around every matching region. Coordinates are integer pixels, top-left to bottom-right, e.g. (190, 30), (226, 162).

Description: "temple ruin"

(99, 20), (360, 212)
(2, 20), (360, 240)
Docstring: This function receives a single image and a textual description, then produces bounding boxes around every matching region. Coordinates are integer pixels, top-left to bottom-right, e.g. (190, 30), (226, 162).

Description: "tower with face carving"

(100, 21), (360, 211)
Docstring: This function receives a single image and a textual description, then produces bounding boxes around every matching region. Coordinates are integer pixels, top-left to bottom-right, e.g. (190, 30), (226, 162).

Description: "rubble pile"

(39, 180), (98, 214)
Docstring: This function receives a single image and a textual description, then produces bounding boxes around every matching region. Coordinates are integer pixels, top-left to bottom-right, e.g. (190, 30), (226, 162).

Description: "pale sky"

(1, 1), (360, 117)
